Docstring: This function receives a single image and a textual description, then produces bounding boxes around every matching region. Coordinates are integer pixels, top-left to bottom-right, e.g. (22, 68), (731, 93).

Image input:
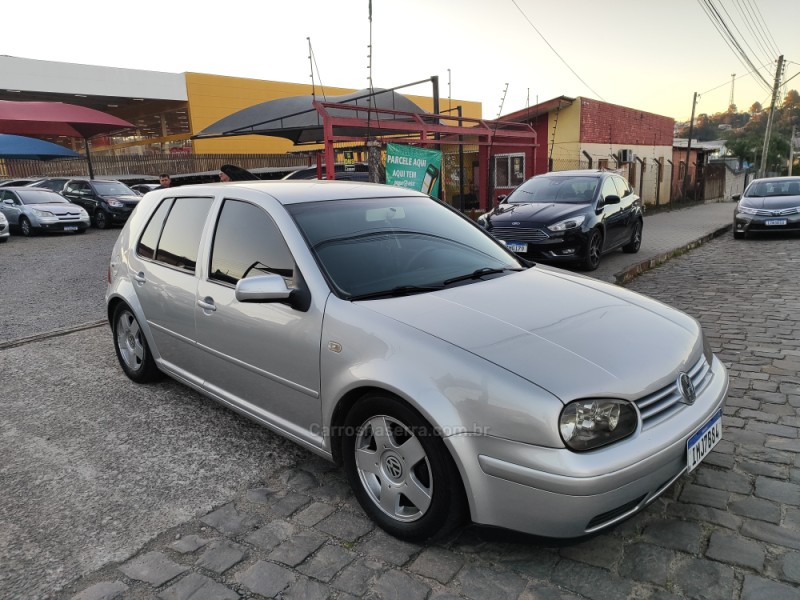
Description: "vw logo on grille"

(512, 221), (521, 226)
(678, 372), (696, 404)
(772, 211), (782, 216)
(384, 455), (403, 479)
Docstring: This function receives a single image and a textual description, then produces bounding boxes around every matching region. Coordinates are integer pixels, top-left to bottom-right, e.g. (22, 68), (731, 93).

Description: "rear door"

(127, 195), (214, 382)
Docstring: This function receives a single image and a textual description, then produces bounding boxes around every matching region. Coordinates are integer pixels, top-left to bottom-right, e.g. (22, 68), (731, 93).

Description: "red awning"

(0, 100), (133, 138)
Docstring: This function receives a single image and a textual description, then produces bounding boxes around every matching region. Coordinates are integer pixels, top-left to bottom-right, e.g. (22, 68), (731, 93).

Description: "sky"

(2, 0), (798, 123)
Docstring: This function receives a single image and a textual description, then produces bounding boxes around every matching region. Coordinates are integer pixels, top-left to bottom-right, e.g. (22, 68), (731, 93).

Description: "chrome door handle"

(133, 272), (146, 284)
(197, 298), (216, 312)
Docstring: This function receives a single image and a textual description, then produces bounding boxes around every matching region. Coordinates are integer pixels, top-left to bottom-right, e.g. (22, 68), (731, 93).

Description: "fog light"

(560, 248), (576, 255)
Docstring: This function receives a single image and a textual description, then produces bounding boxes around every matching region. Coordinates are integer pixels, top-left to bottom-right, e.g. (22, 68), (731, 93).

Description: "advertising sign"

(385, 143), (442, 197)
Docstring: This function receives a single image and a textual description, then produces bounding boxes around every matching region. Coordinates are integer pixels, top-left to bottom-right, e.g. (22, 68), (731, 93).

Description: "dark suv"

(62, 179), (141, 229)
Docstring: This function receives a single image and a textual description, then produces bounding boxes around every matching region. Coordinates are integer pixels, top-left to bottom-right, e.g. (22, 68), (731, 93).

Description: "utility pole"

(789, 124), (797, 176)
(681, 92), (697, 200)
(759, 55), (784, 178)
(729, 73), (735, 109)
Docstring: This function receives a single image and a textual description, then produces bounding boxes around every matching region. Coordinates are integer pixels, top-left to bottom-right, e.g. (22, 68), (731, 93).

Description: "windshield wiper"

(349, 284), (444, 301)
(443, 267), (523, 286)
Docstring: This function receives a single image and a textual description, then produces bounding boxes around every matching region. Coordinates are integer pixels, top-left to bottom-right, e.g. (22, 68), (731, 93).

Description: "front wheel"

(342, 394), (467, 542)
(581, 229), (603, 271)
(94, 210), (110, 230)
(622, 220), (643, 253)
(19, 217), (34, 237)
(112, 304), (160, 383)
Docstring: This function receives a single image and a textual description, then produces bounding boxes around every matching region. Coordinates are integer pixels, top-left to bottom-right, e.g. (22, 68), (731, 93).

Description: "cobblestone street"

(42, 232), (800, 600)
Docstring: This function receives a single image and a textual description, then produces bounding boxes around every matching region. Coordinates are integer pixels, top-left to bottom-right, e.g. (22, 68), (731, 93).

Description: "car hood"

(486, 202), (588, 224)
(740, 196), (800, 210)
(360, 267), (700, 401)
(27, 203), (84, 215)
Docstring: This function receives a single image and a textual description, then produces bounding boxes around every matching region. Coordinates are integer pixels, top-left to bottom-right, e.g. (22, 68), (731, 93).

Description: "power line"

(747, 0), (782, 56)
(719, 0), (772, 69)
(509, 0), (605, 101)
(696, 0), (772, 93)
(734, 0), (779, 62)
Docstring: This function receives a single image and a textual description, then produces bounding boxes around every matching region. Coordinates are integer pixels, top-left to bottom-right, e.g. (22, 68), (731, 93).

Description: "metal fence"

(0, 153), (316, 180)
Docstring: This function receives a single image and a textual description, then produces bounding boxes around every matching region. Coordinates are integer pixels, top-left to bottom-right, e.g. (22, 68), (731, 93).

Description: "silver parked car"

(106, 181), (728, 541)
(0, 210), (9, 242)
(0, 187), (90, 236)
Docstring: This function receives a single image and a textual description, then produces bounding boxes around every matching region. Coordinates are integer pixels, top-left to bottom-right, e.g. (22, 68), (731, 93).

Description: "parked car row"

(0, 176), (145, 237)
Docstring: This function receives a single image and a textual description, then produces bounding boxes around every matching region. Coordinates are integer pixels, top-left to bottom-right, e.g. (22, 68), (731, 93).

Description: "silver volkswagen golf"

(106, 181), (728, 541)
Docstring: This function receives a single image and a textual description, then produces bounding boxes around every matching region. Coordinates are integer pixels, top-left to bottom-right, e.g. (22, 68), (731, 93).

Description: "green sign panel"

(385, 143), (442, 197)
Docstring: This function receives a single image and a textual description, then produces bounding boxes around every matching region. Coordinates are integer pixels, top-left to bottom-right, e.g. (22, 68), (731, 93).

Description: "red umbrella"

(0, 101), (134, 178)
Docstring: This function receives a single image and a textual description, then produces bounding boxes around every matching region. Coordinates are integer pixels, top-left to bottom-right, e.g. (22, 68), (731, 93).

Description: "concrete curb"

(614, 224), (733, 286)
(0, 319), (107, 351)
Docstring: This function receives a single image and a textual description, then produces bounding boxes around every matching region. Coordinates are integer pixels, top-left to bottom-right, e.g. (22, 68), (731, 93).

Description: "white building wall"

(0, 56), (187, 101)
(581, 143), (672, 206)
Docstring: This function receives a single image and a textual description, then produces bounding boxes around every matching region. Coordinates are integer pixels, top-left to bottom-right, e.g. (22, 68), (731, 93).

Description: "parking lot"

(1, 227), (799, 599)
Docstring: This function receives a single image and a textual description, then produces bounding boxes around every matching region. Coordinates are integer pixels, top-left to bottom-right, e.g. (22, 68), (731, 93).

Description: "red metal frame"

(313, 100), (537, 209)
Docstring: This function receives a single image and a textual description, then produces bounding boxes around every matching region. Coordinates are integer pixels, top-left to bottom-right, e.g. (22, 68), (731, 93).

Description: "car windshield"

(506, 176), (600, 204)
(745, 179), (800, 197)
(288, 196), (526, 299)
(17, 190), (69, 205)
(93, 181), (136, 196)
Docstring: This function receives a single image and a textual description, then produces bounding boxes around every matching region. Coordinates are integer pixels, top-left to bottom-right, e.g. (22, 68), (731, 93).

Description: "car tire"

(733, 229), (745, 239)
(342, 393), (467, 542)
(19, 217), (34, 237)
(112, 304), (160, 383)
(622, 220), (643, 253)
(94, 210), (110, 230)
(0, 237), (8, 243)
(581, 229), (603, 271)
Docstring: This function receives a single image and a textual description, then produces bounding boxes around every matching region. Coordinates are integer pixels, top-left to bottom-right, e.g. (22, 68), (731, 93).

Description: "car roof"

(538, 170), (607, 177)
(152, 179), (423, 206)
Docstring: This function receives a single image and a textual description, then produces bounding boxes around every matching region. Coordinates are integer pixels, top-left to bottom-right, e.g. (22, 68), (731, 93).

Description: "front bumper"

(107, 207), (136, 224)
(491, 228), (589, 263)
(734, 213), (800, 235)
(446, 355), (729, 539)
(33, 216), (90, 232)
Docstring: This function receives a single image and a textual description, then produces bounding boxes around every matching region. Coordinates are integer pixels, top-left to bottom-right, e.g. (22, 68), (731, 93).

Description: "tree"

(749, 101), (763, 115)
(782, 89), (800, 110)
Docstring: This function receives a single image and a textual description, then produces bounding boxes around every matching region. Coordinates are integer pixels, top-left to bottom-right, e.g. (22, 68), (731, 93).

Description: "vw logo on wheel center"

(383, 453), (404, 480)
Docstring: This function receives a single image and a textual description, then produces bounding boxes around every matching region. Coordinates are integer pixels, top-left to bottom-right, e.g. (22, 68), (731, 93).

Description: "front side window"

(494, 154), (526, 188)
(612, 176), (631, 198)
(601, 177), (618, 201)
(209, 199), (294, 286)
(151, 197), (213, 272)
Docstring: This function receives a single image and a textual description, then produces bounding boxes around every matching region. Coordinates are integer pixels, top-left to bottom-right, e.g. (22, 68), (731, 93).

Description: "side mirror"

(732, 194), (741, 201)
(604, 194), (621, 205)
(497, 194), (508, 205)
(2, 199), (13, 206)
(235, 274), (292, 303)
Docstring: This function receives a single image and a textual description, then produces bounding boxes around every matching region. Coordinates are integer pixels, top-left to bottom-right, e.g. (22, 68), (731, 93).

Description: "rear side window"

(137, 198), (174, 259)
(137, 197), (213, 272)
(209, 199), (294, 286)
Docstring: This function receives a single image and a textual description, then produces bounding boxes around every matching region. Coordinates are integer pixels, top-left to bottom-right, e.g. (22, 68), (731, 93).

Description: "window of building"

(493, 154), (526, 188)
(209, 199), (294, 286)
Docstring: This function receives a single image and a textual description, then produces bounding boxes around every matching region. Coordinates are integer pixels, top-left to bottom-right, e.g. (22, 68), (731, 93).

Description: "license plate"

(63, 226), (78, 231)
(765, 219), (787, 226)
(505, 241), (528, 253)
(687, 409), (722, 472)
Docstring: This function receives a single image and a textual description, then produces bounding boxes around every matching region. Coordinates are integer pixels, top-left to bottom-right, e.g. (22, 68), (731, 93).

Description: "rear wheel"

(19, 217), (34, 237)
(342, 393), (467, 542)
(581, 229), (603, 271)
(622, 220), (643, 253)
(112, 304), (159, 383)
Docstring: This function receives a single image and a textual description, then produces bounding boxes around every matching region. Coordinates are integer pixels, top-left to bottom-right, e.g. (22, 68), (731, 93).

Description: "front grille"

(748, 206), (800, 216)
(488, 226), (549, 242)
(57, 213), (82, 221)
(635, 355), (711, 427)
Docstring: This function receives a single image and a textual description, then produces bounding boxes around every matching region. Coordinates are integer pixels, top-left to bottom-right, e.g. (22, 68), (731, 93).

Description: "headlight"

(547, 215), (586, 232)
(559, 399), (638, 451)
(32, 209), (55, 218)
(737, 205), (758, 215)
(107, 199), (124, 208)
(79, 209), (89, 217)
(477, 214), (488, 227)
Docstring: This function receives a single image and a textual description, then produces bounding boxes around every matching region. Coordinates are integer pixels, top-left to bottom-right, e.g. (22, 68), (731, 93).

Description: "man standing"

(157, 174), (171, 189)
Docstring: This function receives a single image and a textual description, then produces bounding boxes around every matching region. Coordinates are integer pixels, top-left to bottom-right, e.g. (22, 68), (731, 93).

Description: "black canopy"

(192, 88), (428, 145)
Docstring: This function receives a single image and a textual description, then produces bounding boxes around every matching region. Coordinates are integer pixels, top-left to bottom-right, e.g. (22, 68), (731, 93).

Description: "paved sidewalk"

(591, 200), (734, 284)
